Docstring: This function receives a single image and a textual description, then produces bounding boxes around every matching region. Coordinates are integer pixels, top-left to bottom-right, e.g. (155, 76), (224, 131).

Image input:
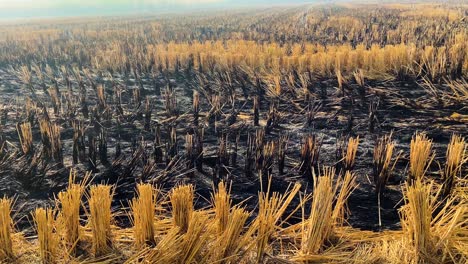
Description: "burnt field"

(0, 65), (466, 231)
(0, 3), (467, 263)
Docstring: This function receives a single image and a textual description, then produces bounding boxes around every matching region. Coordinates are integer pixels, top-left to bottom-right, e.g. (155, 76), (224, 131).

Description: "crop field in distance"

(0, 1), (467, 263)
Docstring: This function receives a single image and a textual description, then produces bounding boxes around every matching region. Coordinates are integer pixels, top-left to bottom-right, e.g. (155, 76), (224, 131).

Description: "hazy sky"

(0, 0), (312, 19)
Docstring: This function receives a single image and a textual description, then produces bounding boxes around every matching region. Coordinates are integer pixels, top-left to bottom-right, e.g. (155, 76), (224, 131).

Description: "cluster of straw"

(443, 134), (466, 196)
(0, 197), (14, 261)
(409, 133), (434, 183)
(342, 136), (359, 172)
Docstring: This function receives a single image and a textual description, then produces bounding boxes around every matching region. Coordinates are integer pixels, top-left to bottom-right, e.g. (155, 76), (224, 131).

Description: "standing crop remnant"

(305, 99), (322, 128)
(179, 211), (210, 263)
(72, 121), (86, 164)
(301, 168), (335, 255)
(48, 86), (61, 115)
(140, 228), (183, 263)
(368, 99), (379, 133)
(443, 134), (466, 197)
(0, 197), (14, 261)
(46, 69), (61, 100)
(193, 90), (200, 127)
(261, 141), (276, 177)
(409, 133), (434, 183)
(332, 170), (357, 227)
(206, 95), (221, 133)
(230, 133), (240, 167)
(216, 134), (229, 180)
(401, 180), (432, 261)
(152, 68), (161, 96)
(265, 104), (279, 134)
(185, 134), (195, 177)
(300, 134), (321, 179)
(32, 63), (47, 94)
(195, 128), (204, 172)
(277, 134), (289, 175)
(19, 65), (34, 95)
(164, 86), (178, 117)
(153, 124), (163, 163)
(299, 73), (311, 103)
(336, 69), (347, 97)
(400, 180), (467, 263)
(255, 129), (265, 172)
(60, 66), (72, 93)
(39, 120), (62, 164)
(114, 87), (124, 117)
(33, 208), (58, 264)
(446, 79), (468, 103)
(341, 136), (359, 173)
(144, 97), (152, 131)
(254, 182), (301, 263)
(170, 185), (194, 233)
(98, 129), (108, 165)
(373, 134), (400, 227)
(133, 89), (142, 119)
(167, 126), (178, 162)
(353, 69), (366, 100)
(57, 171), (87, 256)
(296, 167), (357, 260)
(212, 182), (231, 234)
(88, 185), (113, 256)
(131, 184), (158, 248)
(373, 134), (399, 196)
(17, 122), (34, 156)
(208, 207), (250, 262)
(73, 67), (89, 118)
(24, 99), (37, 124)
(245, 134), (255, 178)
(88, 134), (97, 171)
(264, 74), (282, 99)
(253, 96), (259, 126)
(96, 84), (107, 112)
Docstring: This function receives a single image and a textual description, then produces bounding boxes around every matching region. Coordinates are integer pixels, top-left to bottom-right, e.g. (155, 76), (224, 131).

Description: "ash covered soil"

(0, 67), (466, 233)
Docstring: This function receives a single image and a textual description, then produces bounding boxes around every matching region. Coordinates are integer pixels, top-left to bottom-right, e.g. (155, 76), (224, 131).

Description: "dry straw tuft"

(373, 134), (400, 196)
(130, 183), (158, 248)
(170, 185), (194, 233)
(39, 119), (62, 162)
(17, 122), (33, 156)
(88, 184), (113, 256)
(443, 134), (466, 196)
(180, 211), (210, 263)
(212, 181), (232, 234)
(297, 166), (357, 260)
(209, 207), (250, 262)
(0, 197), (14, 261)
(33, 208), (58, 264)
(342, 136), (360, 172)
(253, 181), (301, 262)
(332, 170), (358, 227)
(300, 134), (321, 178)
(409, 133), (434, 183)
(399, 178), (468, 263)
(208, 181), (252, 262)
(141, 228), (183, 263)
(56, 171), (88, 255)
(301, 167), (336, 255)
(401, 180), (433, 262)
